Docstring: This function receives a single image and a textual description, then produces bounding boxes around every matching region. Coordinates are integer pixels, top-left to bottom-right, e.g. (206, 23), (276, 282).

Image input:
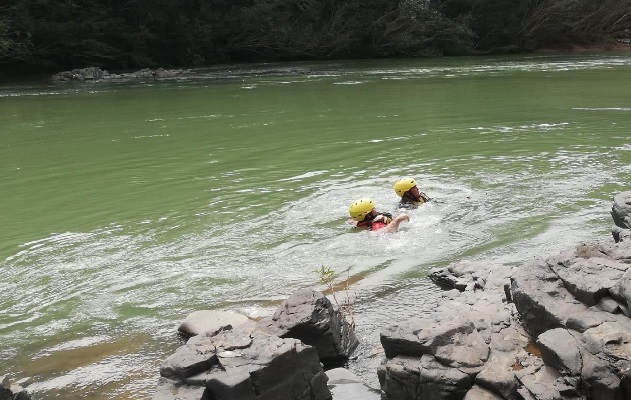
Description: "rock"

(378, 355), (471, 400)
(613, 226), (631, 243)
(178, 310), (251, 337)
(51, 67), (110, 81)
(548, 257), (629, 307)
(515, 365), (563, 400)
(51, 67), (189, 81)
(256, 289), (358, 363)
(326, 368), (381, 400)
(474, 327), (530, 399)
(429, 261), (516, 295)
(612, 192), (631, 242)
(612, 192), (631, 230)
(511, 260), (589, 338)
(0, 375), (32, 400)
(537, 329), (583, 375)
(158, 329), (331, 400)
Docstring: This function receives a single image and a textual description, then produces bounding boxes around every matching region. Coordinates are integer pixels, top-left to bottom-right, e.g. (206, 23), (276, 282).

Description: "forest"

(1, 0), (630, 73)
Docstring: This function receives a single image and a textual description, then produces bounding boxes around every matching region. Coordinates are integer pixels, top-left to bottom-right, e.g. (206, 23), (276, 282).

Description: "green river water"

(1, 53), (631, 399)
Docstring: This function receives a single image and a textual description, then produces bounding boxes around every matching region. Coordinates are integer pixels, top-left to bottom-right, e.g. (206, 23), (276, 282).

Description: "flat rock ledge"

(51, 67), (190, 81)
(154, 289), (358, 400)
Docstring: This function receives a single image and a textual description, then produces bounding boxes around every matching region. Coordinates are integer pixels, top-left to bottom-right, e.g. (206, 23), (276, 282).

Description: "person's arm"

(380, 213), (409, 233)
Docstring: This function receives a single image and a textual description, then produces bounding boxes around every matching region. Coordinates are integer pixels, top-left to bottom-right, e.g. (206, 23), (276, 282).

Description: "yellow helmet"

(394, 178), (417, 197)
(349, 198), (375, 221)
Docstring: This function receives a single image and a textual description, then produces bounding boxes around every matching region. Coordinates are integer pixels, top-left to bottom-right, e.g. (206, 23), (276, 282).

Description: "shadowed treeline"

(1, 0), (630, 73)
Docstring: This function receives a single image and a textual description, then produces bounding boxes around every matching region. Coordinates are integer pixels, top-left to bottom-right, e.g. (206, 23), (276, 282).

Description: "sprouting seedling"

(313, 265), (355, 331)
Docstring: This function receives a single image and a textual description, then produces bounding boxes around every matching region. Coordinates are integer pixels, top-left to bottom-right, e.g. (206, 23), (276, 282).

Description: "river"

(1, 52), (630, 399)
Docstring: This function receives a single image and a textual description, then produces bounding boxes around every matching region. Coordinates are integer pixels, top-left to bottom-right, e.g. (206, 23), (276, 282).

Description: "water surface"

(1, 53), (631, 398)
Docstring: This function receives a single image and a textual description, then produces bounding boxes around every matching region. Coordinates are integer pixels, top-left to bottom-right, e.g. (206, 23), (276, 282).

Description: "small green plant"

(314, 265), (355, 331)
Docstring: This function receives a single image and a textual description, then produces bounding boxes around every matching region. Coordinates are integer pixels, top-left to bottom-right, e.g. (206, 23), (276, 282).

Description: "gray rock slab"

(511, 260), (589, 338)
(580, 346), (622, 400)
(380, 355), (471, 400)
(178, 310), (251, 337)
(516, 365), (562, 400)
(610, 269), (631, 310)
(594, 296), (624, 314)
(536, 329), (583, 375)
(581, 321), (631, 361)
(161, 329), (331, 400)
(549, 257), (629, 307)
(475, 344), (522, 399)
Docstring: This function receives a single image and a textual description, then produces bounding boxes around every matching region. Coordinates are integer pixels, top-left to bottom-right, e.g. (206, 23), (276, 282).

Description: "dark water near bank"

(1, 53), (630, 398)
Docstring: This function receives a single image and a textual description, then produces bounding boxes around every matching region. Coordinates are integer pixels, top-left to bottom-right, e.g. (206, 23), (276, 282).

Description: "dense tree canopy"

(1, 0), (629, 73)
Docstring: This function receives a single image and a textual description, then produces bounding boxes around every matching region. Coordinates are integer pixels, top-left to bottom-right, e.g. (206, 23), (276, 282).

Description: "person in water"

(349, 198), (409, 233)
(394, 178), (430, 209)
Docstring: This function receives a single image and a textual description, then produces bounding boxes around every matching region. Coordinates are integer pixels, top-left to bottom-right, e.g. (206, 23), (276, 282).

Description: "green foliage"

(314, 265), (355, 330)
(314, 265), (336, 286)
(1, 0), (628, 72)
(518, 0), (631, 49)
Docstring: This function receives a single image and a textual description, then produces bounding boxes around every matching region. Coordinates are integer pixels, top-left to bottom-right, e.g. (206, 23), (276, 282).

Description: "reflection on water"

(1, 53), (630, 399)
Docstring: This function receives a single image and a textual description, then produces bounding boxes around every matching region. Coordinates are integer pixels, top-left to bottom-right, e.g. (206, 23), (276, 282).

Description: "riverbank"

(147, 192), (631, 399)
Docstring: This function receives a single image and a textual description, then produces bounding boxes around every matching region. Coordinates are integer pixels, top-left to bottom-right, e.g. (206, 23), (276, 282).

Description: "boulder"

(536, 329), (583, 375)
(511, 260), (590, 338)
(548, 257), (629, 307)
(156, 328), (331, 400)
(378, 355), (472, 400)
(51, 67), (110, 81)
(612, 191), (631, 242)
(0, 376), (31, 400)
(256, 289), (358, 363)
(178, 310), (251, 337)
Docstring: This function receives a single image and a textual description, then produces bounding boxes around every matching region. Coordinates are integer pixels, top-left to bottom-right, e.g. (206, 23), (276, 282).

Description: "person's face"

(410, 186), (420, 197)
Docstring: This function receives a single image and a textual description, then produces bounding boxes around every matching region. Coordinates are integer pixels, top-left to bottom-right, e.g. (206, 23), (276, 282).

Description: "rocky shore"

(9, 192), (629, 399)
(150, 191), (631, 400)
(51, 67), (191, 81)
(147, 191), (631, 399)
(49, 66), (320, 82)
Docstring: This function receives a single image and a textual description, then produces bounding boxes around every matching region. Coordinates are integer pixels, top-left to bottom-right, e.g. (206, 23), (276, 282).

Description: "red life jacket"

(371, 221), (388, 231)
(356, 212), (393, 231)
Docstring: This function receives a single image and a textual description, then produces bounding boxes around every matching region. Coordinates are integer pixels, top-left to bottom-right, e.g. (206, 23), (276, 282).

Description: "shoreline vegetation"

(1, 0), (630, 77)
